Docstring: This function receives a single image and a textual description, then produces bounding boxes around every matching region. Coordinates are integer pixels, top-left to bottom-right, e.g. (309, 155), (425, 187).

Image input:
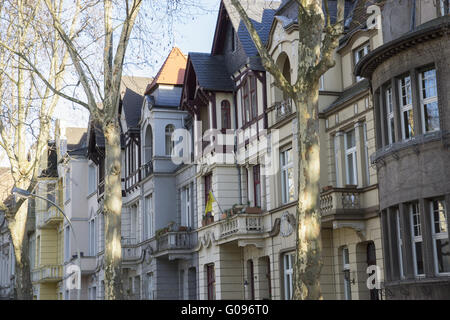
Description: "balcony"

(156, 232), (195, 253)
(320, 187), (362, 218)
(141, 161), (153, 179)
(218, 214), (264, 246)
(37, 207), (63, 229)
(31, 265), (62, 283)
(122, 237), (141, 262)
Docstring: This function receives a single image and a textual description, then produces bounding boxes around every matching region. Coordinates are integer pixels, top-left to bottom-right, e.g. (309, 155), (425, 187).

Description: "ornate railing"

(274, 100), (293, 122)
(32, 265), (62, 283)
(156, 232), (194, 252)
(122, 237), (141, 261)
(320, 187), (362, 215)
(141, 161), (153, 179)
(219, 214), (264, 238)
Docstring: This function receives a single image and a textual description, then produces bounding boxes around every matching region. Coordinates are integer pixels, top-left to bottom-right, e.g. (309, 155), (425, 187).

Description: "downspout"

(410, 0), (416, 32)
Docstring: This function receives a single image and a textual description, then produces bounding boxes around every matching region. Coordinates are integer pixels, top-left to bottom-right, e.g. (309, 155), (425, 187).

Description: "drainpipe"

(410, 0), (416, 31)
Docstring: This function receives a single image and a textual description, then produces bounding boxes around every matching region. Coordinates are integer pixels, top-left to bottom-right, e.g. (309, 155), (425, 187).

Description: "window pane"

(433, 200), (447, 233)
(435, 238), (450, 273)
(415, 242), (424, 275)
(346, 130), (355, 148)
(424, 101), (440, 132)
(287, 167), (294, 201)
(403, 109), (414, 139)
(347, 153), (355, 185)
(422, 69), (437, 99)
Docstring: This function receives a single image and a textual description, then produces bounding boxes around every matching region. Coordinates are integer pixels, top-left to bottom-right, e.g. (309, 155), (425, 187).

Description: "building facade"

(356, 0), (450, 299)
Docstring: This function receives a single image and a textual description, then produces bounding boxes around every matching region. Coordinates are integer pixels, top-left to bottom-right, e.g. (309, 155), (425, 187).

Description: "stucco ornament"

(145, 245), (154, 265)
(280, 211), (295, 237)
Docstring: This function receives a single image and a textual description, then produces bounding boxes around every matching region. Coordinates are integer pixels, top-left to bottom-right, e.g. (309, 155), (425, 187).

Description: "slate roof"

(122, 87), (144, 129)
(322, 78), (369, 114)
(189, 53), (235, 92)
(223, 0), (280, 55)
(66, 127), (88, 156)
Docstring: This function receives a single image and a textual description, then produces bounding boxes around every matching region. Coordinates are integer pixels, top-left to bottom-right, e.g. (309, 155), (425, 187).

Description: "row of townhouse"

(5, 0), (449, 300)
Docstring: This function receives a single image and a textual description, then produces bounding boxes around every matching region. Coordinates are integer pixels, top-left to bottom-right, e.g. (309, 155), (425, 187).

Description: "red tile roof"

(145, 47), (187, 95)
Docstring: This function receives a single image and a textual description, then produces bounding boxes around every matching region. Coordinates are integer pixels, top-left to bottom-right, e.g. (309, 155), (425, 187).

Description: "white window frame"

(144, 195), (153, 240)
(395, 209), (405, 279)
(386, 86), (395, 145)
(280, 148), (294, 204)
(410, 203), (424, 277)
(319, 75), (325, 90)
(283, 252), (294, 300)
(342, 247), (352, 300)
(185, 186), (191, 228)
(354, 43), (370, 82)
(430, 199), (450, 275)
(165, 125), (175, 156)
(88, 164), (96, 195)
(398, 75), (414, 140)
(418, 68), (439, 134)
(344, 129), (358, 186)
(363, 122), (370, 185)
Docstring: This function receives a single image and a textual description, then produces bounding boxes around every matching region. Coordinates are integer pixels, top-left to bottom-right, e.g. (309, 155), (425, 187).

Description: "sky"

(54, 0), (221, 130)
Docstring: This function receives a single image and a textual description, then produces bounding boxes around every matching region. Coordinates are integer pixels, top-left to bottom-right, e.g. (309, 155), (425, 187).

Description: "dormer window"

(354, 42), (370, 82)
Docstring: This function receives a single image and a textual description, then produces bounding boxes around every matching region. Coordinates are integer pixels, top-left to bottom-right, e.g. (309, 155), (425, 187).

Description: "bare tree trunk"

(7, 202), (33, 300)
(103, 120), (124, 300)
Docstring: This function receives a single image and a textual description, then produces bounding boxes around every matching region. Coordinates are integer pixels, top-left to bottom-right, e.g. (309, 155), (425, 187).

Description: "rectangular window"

(410, 203), (424, 276)
(334, 135), (340, 186)
(47, 183), (56, 210)
(440, 0), (450, 15)
(130, 205), (138, 244)
(250, 76), (257, 120)
(88, 165), (96, 194)
(363, 123), (370, 185)
(144, 195), (153, 239)
(184, 186), (192, 228)
(243, 79), (250, 124)
(280, 148), (294, 204)
(345, 129), (358, 186)
(253, 165), (261, 208)
(398, 75), (414, 140)
(319, 75), (325, 90)
(206, 264), (216, 300)
(395, 209), (405, 279)
(283, 252), (294, 300)
(419, 68), (440, 133)
(342, 247), (352, 300)
(146, 272), (154, 300)
(431, 199), (450, 274)
(385, 86), (396, 144)
(354, 43), (370, 82)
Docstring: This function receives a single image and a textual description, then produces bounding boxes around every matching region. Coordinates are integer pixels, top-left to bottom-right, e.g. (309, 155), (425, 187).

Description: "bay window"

(398, 75), (414, 140)
(410, 203), (424, 276)
(345, 129), (358, 185)
(354, 43), (370, 82)
(419, 68), (440, 133)
(431, 199), (450, 274)
(280, 148), (294, 204)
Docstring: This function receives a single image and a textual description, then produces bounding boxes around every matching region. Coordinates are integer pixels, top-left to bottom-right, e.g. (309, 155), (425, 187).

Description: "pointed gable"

(145, 47), (187, 95)
(212, 0), (280, 56)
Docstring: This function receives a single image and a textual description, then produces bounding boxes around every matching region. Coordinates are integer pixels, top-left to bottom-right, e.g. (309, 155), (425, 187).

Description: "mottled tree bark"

(7, 203), (33, 300)
(103, 121), (124, 300)
(229, 0), (345, 299)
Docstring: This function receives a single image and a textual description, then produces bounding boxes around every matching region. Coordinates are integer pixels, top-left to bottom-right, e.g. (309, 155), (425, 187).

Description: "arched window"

(221, 100), (231, 130)
(165, 124), (175, 156)
(144, 125), (153, 164)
